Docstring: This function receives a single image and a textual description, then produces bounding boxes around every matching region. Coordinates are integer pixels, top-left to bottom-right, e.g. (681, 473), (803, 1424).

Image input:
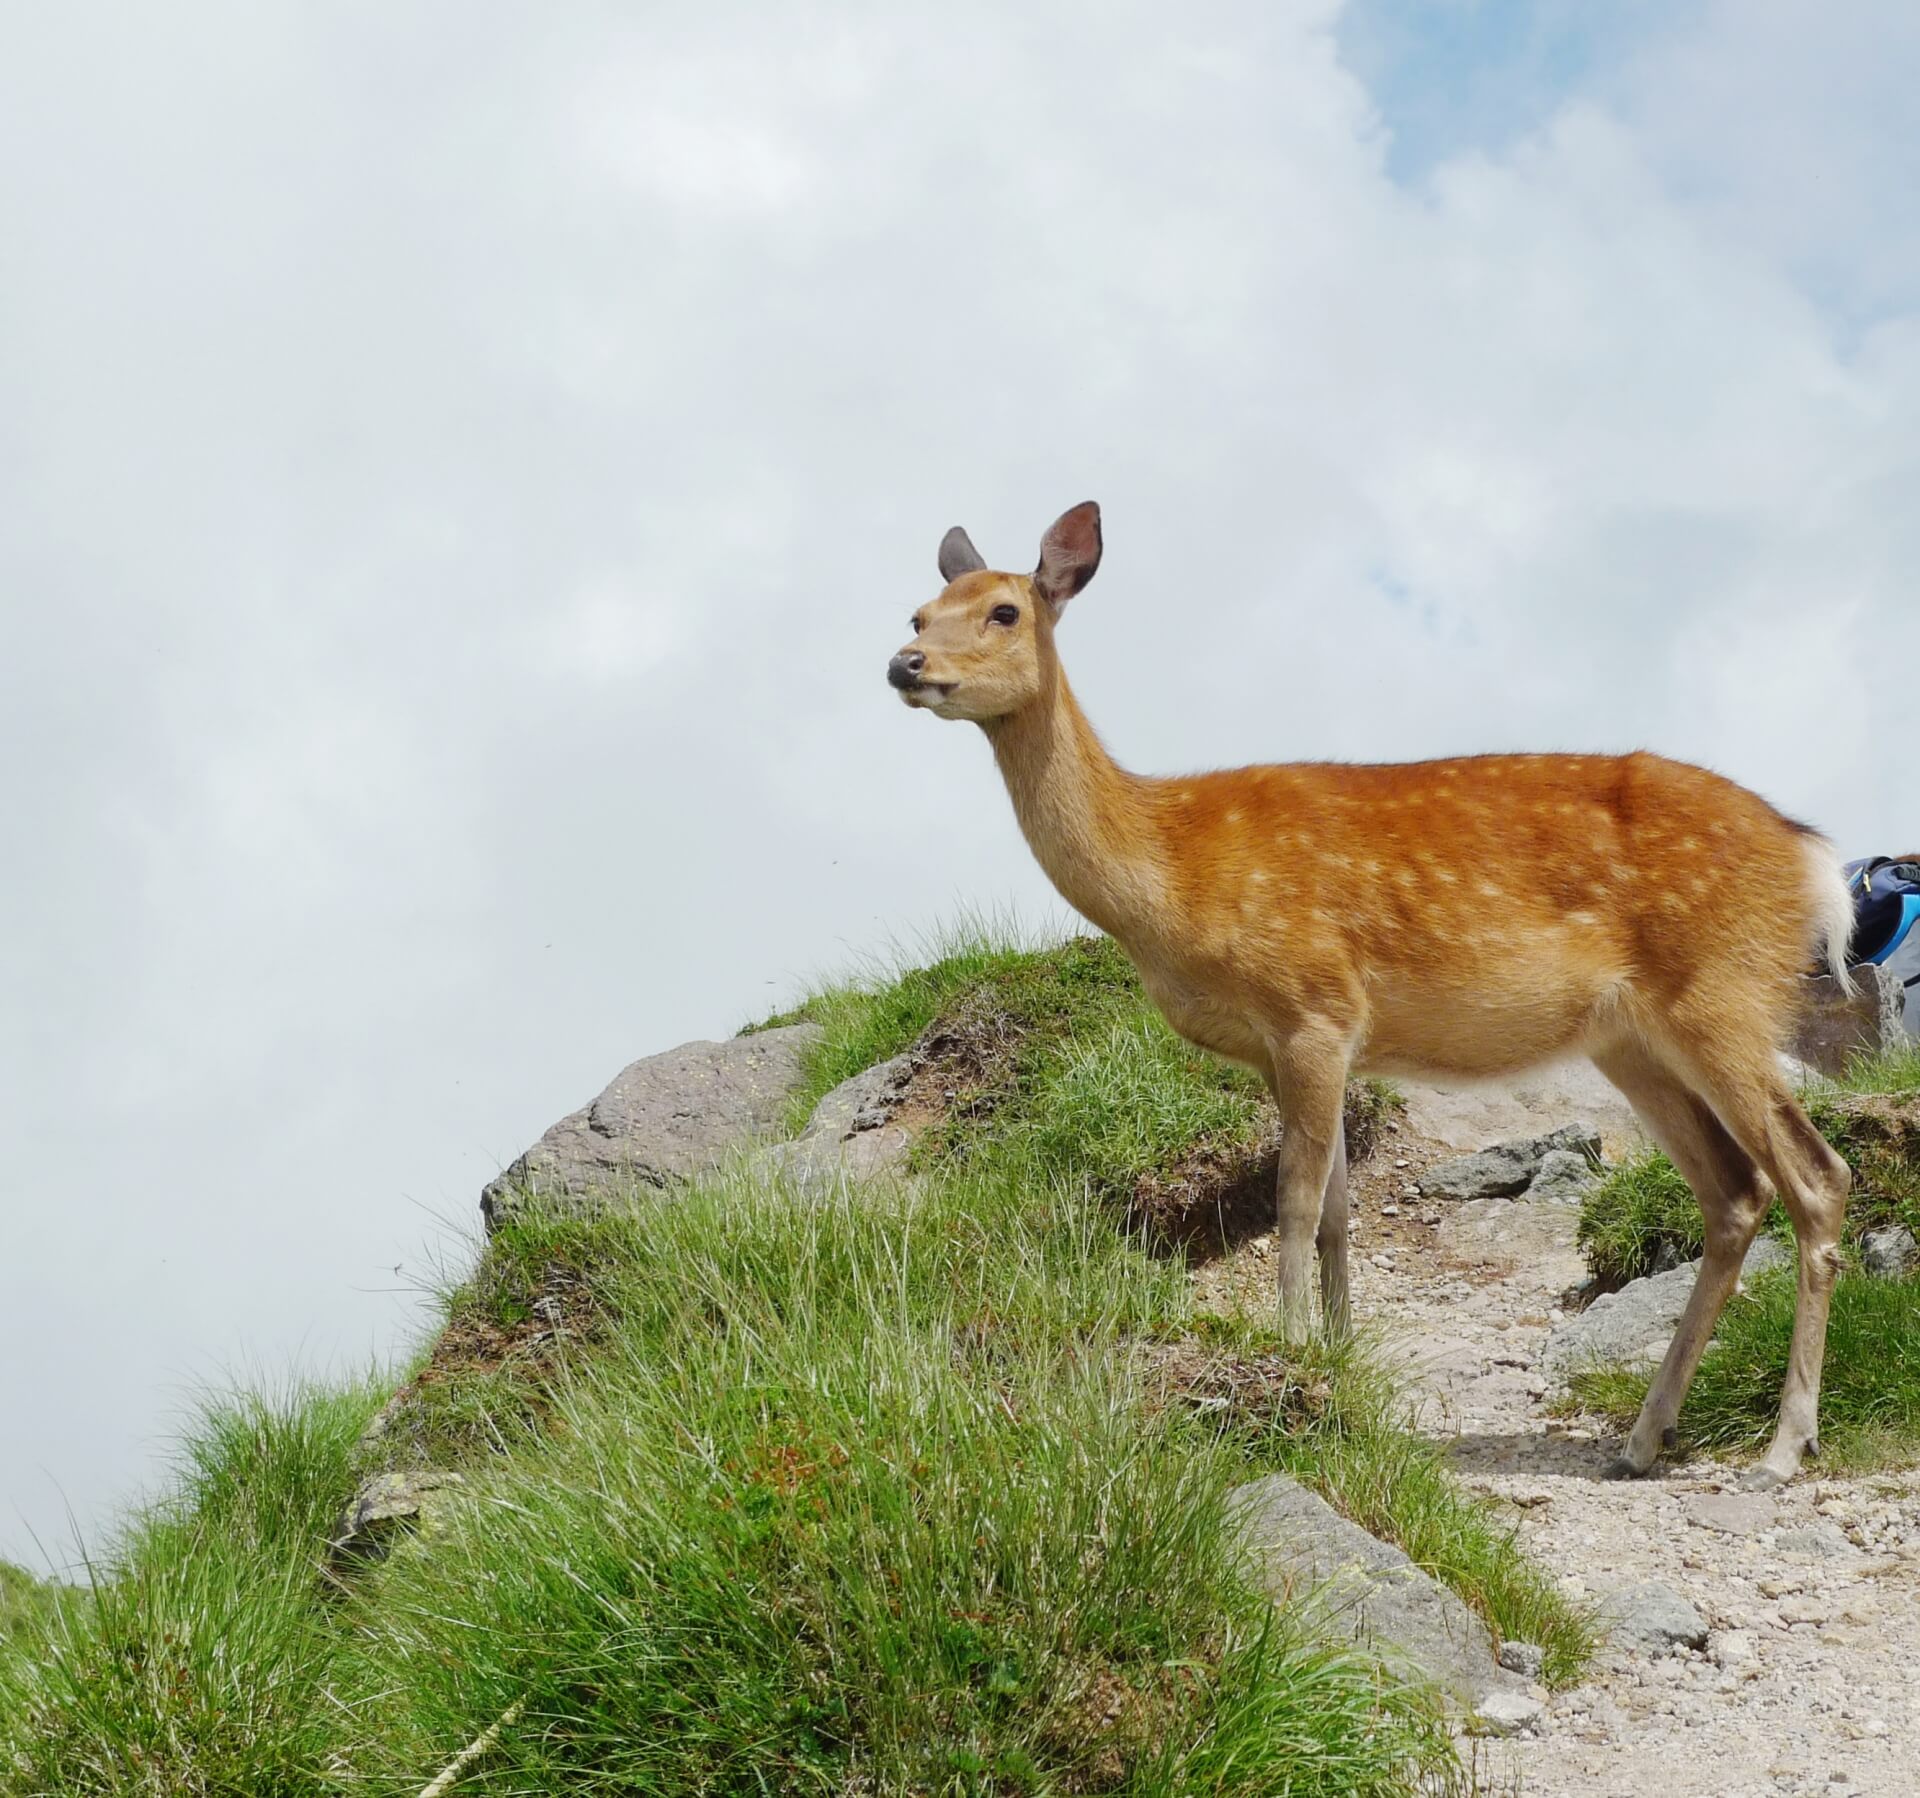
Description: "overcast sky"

(6, 0), (1920, 1566)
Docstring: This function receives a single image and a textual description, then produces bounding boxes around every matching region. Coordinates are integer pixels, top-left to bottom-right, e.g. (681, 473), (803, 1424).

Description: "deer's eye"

(910, 614), (924, 634)
(989, 604), (1020, 627)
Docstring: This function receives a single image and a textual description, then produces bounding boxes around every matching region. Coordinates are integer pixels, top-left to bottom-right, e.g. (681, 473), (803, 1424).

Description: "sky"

(5, 0), (1920, 1566)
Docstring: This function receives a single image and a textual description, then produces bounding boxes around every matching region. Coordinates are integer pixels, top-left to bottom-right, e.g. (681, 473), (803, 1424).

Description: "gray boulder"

(1601, 1580), (1708, 1655)
(327, 1470), (465, 1573)
(1421, 1123), (1601, 1203)
(1227, 1473), (1520, 1708)
(1528, 1147), (1599, 1206)
(1859, 1225), (1918, 1279)
(756, 1053), (917, 1189)
(481, 1023), (820, 1229)
(1544, 1237), (1788, 1388)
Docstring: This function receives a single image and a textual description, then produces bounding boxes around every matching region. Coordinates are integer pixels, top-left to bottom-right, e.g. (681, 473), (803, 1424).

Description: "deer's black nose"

(888, 650), (926, 690)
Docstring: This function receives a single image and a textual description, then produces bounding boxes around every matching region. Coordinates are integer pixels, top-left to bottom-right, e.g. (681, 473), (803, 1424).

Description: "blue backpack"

(1845, 856), (1920, 1036)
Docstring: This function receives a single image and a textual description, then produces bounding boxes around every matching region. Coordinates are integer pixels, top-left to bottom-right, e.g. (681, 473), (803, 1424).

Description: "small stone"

(1497, 1640), (1545, 1679)
(1476, 1689), (1546, 1736)
(327, 1471), (466, 1572)
(1711, 1630), (1758, 1669)
(1601, 1581), (1709, 1655)
(1691, 1491), (1777, 1535)
(1381, 1203), (1400, 1217)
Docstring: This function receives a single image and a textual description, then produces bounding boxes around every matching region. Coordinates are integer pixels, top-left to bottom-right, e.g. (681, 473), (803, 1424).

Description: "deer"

(887, 501), (1857, 1491)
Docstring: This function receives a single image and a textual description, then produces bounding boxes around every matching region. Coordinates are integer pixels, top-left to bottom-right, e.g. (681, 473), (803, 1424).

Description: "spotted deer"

(887, 501), (1856, 1489)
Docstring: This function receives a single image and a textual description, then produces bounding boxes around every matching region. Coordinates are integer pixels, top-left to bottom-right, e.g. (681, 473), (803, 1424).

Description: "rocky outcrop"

(481, 1024), (819, 1228)
(1227, 1472), (1525, 1717)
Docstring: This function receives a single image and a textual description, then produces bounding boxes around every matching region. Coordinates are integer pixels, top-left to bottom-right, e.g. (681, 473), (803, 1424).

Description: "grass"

(337, 1183), (1467, 1795)
(1576, 1149), (1796, 1289)
(0, 1381), (386, 1796)
(1568, 1267), (1920, 1474)
(1816, 1043), (1920, 1096)
(0, 1564), (81, 1651)
(2, 927), (1589, 1793)
(757, 923), (1402, 1208)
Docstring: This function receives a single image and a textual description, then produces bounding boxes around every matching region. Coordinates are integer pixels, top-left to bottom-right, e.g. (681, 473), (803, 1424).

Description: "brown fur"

(891, 503), (1853, 1487)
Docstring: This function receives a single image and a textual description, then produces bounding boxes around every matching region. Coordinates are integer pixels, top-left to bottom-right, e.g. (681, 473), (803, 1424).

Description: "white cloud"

(4, 0), (1919, 1560)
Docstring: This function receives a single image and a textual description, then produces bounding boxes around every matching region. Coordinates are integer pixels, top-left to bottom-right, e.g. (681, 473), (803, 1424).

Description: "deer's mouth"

(898, 679), (956, 707)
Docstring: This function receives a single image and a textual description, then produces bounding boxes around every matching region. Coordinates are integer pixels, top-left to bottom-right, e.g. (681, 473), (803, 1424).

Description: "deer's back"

(1132, 750), (1816, 1077)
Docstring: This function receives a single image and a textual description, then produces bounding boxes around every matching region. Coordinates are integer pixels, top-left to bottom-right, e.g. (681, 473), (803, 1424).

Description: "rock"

(1528, 1147), (1600, 1206)
(1420, 1142), (1540, 1203)
(1690, 1492), (1778, 1536)
(1421, 1124), (1601, 1203)
(1711, 1629), (1758, 1669)
(1775, 1522), (1856, 1560)
(481, 1024), (819, 1228)
(1544, 1237), (1788, 1387)
(1227, 1473), (1520, 1707)
(1792, 965), (1905, 1078)
(1601, 1580), (1709, 1655)
(1476, 1688), (1547, 1736)
(1859, 1225), (1918, 1279)
(327, 1470), (465, 1572)
(754, 1053), (916, 1189)
(1498, 1640), (1546, 1679)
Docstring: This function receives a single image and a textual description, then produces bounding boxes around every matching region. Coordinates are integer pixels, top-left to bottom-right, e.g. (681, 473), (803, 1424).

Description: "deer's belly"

(1135, 968), (1271, 1068)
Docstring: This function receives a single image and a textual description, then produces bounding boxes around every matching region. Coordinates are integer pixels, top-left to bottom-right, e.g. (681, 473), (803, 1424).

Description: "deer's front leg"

(1267, 1029), (1352, 1341)
(1316, 1125), (1352, 1340)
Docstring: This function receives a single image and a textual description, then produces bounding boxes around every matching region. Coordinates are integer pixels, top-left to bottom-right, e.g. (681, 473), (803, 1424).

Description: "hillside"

(2, 930), (1915, 1795)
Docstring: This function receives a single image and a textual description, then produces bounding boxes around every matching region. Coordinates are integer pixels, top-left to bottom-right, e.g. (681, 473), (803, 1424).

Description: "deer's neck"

(986, 667), (1164, 940)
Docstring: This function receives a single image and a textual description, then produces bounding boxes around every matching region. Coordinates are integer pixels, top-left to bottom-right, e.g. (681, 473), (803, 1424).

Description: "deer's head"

(888, 502), (1102, 723)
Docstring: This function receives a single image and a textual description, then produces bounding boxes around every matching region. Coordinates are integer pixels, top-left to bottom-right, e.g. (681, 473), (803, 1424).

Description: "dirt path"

(1193, 1072), (1920, 1798)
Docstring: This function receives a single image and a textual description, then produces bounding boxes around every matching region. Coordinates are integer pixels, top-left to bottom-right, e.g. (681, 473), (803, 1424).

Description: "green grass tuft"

(337, 1176), (1465, 1794)
(0, 1380), (385, 1796)
(1569, 1269), (1920, 1473)
(1821, 1043), (1920, 1096)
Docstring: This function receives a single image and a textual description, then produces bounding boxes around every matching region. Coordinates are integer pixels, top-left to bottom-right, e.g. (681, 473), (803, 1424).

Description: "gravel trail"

(1194, 1070), (1920, 1798)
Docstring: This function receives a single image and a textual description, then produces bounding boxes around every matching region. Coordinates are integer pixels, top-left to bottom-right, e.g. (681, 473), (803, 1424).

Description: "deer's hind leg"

(1591, 1042), (1773, 1478)
(1626, 1015), (1851, 1489)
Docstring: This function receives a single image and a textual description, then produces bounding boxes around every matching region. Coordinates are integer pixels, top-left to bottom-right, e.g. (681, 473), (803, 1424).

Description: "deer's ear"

(937, 526), (986, 583)
(1034, 502), (1102, 615)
